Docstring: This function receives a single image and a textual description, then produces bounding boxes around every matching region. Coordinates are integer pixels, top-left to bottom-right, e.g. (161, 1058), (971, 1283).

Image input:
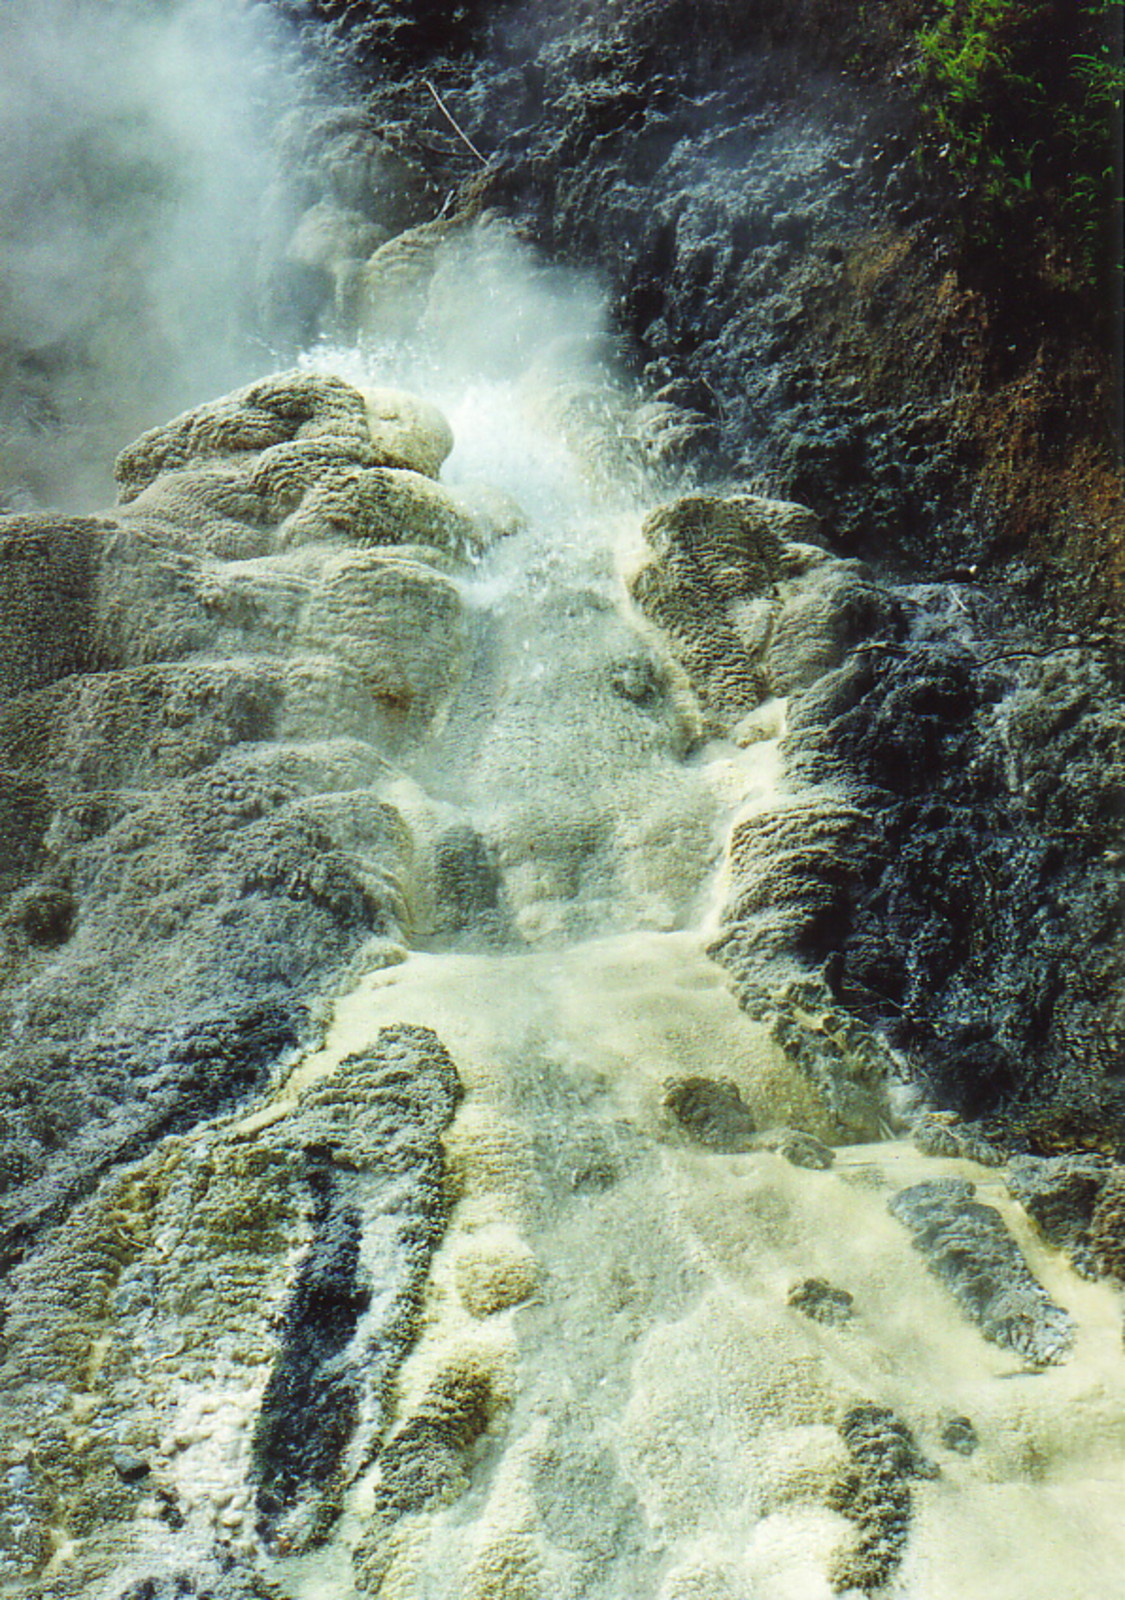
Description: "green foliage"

(916, 0), (1123, 294)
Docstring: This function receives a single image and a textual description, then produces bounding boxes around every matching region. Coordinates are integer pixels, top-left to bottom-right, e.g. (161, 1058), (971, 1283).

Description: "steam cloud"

(0, 0), (287, 511)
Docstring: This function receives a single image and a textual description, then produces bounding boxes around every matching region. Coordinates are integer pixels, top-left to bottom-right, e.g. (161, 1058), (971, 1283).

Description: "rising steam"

(0, 0), (287, 511)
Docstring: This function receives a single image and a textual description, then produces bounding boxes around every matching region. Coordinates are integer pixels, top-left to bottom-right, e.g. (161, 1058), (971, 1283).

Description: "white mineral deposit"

(1, 4), (1122, 1599)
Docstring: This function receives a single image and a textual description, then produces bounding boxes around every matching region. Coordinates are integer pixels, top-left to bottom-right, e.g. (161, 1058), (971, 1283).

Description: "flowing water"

(1, 8), (1124, 1599)
(222, 332), (1124, 1600)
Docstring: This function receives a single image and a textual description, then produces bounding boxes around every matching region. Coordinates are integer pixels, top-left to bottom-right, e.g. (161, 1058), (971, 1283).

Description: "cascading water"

(1, 5), (1123, 1600)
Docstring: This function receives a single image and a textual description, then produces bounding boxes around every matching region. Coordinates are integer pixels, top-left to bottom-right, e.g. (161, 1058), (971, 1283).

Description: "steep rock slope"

(255, 0), (1123, 1139)
(0, 338), (1122, 1600)
(0, 4), (1123, 1596)
(269, 0), (1124, 610)
(0, 372), (483, 1278)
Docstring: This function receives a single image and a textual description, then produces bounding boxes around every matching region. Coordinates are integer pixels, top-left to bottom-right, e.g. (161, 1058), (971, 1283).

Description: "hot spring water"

(1, 7), (1123, 1594)
(213, 332), (1125, 1600)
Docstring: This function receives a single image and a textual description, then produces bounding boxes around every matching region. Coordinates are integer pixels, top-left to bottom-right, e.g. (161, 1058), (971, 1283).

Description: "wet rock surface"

(1004, 1153), (1117, 1276)
(112, 1562), (282, 1600)
(787, 1276), (854, 1326)
(662, 1076), (758, 1152)
(253, 1028), (462, 1549)
(888, 1178), (1075, 1367)
(275, 0), (1122, 611)
(938, 1414), (979, 1457)
(629, 492), (903, 728)
(0, 1001), (307, 1274)
(256, 0), (1125, 1146)
(0, 368), (517, 1589)
(620, 484), (1123, 1145)
(275, 0), (974, 567)
(769, 1128), (837, 1169)
(0, 1025), (461, 1591)
(786, 634), (1125, 1134)
(2, 6), (1124, 1594)
(0, 371), (483, 1282)
(911, 1113), (1006, 1168)
(829, 1403), (938, 1593)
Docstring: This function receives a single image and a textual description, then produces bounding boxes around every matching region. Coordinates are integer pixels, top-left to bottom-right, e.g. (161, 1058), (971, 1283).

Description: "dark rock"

(839, 1403), (939, 1483)
(3, 885), (76, 946)
(888, 1178), (1075, 1366)
(787, 1276), (853, 1325)
(1090, 1170), (1125, 1280)
(254, 1193), (368, 1516)
(274, 0), (490, 75)
(772, 1129), (836, 1169)
(372, 1368), (494, 1520)
(431, 823), (507, 937)
(253, 1026), (462, 1545)
(0, 771), (52, 893)
(786, 638), (1125, 1136)
(829, 1402), (937, 1593)
(912, 1113), (1005, 1167)
(0, 1000), (308, 1274)
(1005, 1153), (1115, 1274)
(0, 517), (104, 701)
(939, 1415), (979, 1456)
(112, 1557), (277, 1599)
(989, 651), (1125, 846)
(662, 1076), (757, 1151)
(111, 1450), (151, 1484)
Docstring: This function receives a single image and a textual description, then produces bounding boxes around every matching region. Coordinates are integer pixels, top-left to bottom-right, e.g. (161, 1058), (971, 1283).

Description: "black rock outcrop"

(888, 1177), (1075, 1366)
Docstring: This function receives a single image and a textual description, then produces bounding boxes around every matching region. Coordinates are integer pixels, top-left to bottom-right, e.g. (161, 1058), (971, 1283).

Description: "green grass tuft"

(916, 0), (1123, 297)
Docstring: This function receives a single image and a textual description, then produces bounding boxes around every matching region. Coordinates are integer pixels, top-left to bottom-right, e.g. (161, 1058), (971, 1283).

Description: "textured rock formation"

(828, 1403), (938, 1593)
(912, 1112), (1006, 1167)
(627, 489), (907, 1140)
(253, 1029), (462, 1551)
(619, 474), (1124, 1147)
(662, 1076), (758, 1152)
(888, 1178), (1075, 1366)
(0, 1025), (461, 1591)
(629, 492), (901, 727)
(2, 8), (1124, 1589)
(787, 1276), (854, 1326)
(786, 637), (1125, 1132)
(1005, 1153), (1117, 1277)
(248, 0), (1125, 1148)
(0, 369), (498, 1294)
(0, 358), (511, 1593)
(1090, 1171), (1125, 1283)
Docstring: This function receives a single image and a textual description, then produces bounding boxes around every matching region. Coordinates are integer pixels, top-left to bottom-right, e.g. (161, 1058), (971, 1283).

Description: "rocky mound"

(0, 369), (509, 1283)
(627, 488), (1124, 1143)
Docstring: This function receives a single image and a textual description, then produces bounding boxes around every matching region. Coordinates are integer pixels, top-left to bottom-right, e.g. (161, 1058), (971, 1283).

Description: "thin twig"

(423, 79), (488, 168)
